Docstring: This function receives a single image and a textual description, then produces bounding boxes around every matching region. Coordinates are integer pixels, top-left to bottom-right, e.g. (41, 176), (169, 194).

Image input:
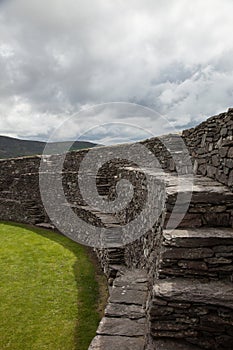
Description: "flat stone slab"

(128, 171), (233, 206)
(89, 269), (148, 350)
(163, 228), (233, 247)
(89, 335), (145, 350)
(162, 247), (214, 260)
(109, 287), (147, 305)
(153, 279), (233, 309)
(165, 175), (233, 204)
(115, 269), (148, 283)
(36, 222), (55, 229)
(153, 339), (202, 350)
(114, 272), (148, 290)
(97, 317), (146, 336)
(105, 303), (145, 319)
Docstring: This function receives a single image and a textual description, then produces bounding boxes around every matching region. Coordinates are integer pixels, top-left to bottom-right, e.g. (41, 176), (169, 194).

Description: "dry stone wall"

(182, 108), (233, 190)
(0, 109), (232, 349)
(150, 279), (233, 349)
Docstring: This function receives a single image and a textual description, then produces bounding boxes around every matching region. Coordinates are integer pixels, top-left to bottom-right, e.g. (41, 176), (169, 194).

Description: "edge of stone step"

(147, 338), (202, 350)
(163, 227), (233, 247)
(153, 278), (233, 309)
(89, 269), (148, 350)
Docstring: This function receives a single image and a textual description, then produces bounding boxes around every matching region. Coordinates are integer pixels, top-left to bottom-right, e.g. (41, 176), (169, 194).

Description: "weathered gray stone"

(228, 169), (233, 187)
(151, 328), (198, 338)
(206, 165), (217, 177)
(163, 228), (233, 248)
(212, 154), (220, 166)
(89, 269), (147, 349)
(153, 339), (202, 350)
(105, 303), (145, 319)
(202, 212), (230, 226)
(204, 257), (232, 265)
(228, 147), (233, 158)
(109, 287), (147, 305)
(225, 158), (233, 168)
(162, 247), (214, 260)
(89, 335), (145, 350)
(177, 260), (208, 271)
(158, 267), (212, 278)
(219, 146), (229, 157)
(97, 317), (146, 336)
(153, 279), (233, 309)
(189, 204), (227, 213)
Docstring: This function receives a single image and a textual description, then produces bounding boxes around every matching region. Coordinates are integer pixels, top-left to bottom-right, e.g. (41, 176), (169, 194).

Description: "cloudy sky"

(0, 0), (233, 144)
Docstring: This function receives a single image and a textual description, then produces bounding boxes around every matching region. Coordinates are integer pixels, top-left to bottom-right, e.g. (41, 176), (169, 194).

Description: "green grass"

(0, 222), (107, 350)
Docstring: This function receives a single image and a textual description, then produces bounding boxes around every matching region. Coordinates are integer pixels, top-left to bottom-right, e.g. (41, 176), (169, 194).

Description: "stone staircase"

(89, 172), (233, 349)
(149, 175), (233, 349)
(150, 278), (233, 349)
(71, 204), (126, 276)
(165, 175), (233, 229)
(45, 163), (233, 349)
(157, 227), (233, 281)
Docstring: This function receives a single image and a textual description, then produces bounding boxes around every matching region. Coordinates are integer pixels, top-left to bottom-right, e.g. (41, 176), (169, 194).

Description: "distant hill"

(0, 135), (98, 159)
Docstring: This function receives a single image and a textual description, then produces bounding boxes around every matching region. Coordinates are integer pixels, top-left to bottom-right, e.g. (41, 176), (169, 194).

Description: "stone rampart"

(0, 108), (232, 349)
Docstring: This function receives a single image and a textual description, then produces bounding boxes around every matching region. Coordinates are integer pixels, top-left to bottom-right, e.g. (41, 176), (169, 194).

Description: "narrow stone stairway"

(149, 175), (233, 349)
(101, 169), (233, 349)
(84, 169), (233, 349)
(165, 175), (233, 229)
(89, 269), (148, 350)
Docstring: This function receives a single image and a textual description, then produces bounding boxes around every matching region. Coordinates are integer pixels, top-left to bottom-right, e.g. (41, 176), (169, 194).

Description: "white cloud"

(0, 0), (233, 143)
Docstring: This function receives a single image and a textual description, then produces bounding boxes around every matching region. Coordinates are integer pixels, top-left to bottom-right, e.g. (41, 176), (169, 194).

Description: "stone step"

(150, 278), (233, 349)
(165, 175), (233, 228)
(89, 335), (145, 350)
(158, 228), (233, 280)
(70, 205), (126, 266)
(147, 339), (202, 350)
(89, 269), (148, 350)
(71, 204), (121, 228)
(120, 167), (233, 228)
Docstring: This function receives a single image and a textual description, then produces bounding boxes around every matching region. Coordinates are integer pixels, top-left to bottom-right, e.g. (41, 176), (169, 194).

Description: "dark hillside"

(0, 135), (98, 159)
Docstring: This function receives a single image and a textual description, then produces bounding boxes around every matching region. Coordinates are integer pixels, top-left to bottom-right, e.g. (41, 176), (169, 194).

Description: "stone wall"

(182, 108), (233, 190)
(0, 108), (232, 349)
(0, 109), (232, 280)
(0, 150), (107, 227)
(150, 279), (233, 349)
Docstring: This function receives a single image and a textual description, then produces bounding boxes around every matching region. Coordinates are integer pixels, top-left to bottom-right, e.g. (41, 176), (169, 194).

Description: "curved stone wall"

(0, 108), (232, 349)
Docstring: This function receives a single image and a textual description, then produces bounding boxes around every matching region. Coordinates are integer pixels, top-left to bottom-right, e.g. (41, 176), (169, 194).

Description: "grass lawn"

(0, 222), (108, 350)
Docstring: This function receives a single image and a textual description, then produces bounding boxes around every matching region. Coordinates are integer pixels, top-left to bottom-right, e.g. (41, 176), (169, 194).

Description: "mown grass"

(0, 222), (108, 350)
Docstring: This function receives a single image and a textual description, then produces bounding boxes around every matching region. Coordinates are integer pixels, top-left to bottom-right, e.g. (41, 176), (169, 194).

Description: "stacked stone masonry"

(182, 108), (233, 190)
(0, 109), (232, 349)
(89, 269), (148, 350)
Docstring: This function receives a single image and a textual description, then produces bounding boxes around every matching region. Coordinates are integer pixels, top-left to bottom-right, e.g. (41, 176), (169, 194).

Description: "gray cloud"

(0, 0), (233, 143)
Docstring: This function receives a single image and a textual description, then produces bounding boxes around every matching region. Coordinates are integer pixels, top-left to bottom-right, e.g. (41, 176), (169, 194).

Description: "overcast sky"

(0, 0), (233, 144)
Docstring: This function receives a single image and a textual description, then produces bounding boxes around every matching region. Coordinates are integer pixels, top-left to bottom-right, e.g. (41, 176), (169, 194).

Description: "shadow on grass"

(1, 221), (108, 350)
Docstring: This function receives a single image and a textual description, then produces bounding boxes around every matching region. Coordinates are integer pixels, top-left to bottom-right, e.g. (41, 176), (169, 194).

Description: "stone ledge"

(150, 339), (202, 350)
(105, 302), (145, 319)
(97, 317), (146, 336)
(153, 279), (233, 309)
(89, 335), (145, 350)
(163, 227), (233, 247)
(89, 269), (148, 350)
(151, 279), (233, 349)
